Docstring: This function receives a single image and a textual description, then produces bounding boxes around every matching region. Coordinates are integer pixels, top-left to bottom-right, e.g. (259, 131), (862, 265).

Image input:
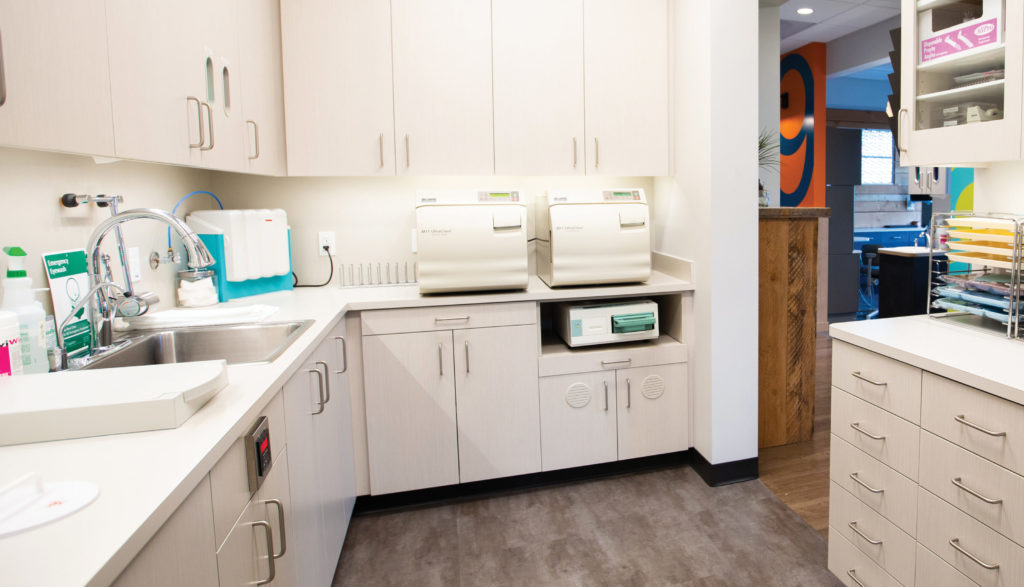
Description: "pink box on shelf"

(921, 17), (1000, 63)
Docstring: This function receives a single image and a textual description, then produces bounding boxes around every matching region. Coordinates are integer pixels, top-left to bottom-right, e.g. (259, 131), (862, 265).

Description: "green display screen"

(490, 193), (511, 198)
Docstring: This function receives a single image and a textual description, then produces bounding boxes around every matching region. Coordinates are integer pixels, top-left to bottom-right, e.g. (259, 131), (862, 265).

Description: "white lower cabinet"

(616, 364), (688, 460)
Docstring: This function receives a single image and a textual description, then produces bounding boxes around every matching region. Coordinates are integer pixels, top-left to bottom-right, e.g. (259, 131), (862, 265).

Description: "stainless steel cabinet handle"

(263, 499), (287, 558)
(251, 520), (277, 585)
(405, 134), (410, 168)
(247, 120), (260, 160)
(315, 360), (331, 404)
(572, 137), (577, 168)
(954, 414), (1006, 437)
(200, 102), (215, 151)
(950, 538), (1000, 569)
(435, 316), (470, 323)
(851, 371), (886, 386)
(952, 477), (1003, 504)
(604, 381), (609, 412)
(334, 336), (348, 374)
(848, 521), (883, 545)
(846, 569), (866, 587)
(849, 472), (884, 494)
(594, 137), (599, 168)
(379, 133), (384, 168)
(0, 28), (6, 107)
(850, 422), (886, 440)
(186, 97), (204, 148)
(626, 378), (631, 408)
(464, 340), (470, 374)
(438, 343), (443, 377)
(600, 359), (631, 367)
(309, 368), (325, 415)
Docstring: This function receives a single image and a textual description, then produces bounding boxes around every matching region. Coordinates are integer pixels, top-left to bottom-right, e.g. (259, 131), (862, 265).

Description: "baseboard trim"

(354, 450), (691, 515)
(691, 451), (759, 487)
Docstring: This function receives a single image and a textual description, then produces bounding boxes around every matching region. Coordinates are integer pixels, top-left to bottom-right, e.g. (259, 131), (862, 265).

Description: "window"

(861, 129), (895, 184)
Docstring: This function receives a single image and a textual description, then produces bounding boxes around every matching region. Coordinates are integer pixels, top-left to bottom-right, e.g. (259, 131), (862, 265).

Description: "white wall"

(759, 5), (781, 205)
(0, 147), (214, 313)
(826, 15), (900, 77)
(655, 0), (759, 465)
(973, 161), (1024, 213)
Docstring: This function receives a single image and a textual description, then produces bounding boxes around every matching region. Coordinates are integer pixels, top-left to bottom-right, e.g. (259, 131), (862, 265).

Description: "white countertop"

(830, 315), (1024, 405)
(0, 272), (692, 587)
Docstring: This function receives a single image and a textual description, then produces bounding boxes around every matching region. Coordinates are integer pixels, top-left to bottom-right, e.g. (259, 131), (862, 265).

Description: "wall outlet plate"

(318, 231), (336, 257)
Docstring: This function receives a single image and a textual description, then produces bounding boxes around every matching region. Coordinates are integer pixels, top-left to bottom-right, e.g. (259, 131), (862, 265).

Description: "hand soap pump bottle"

(2, 247), (48, 374)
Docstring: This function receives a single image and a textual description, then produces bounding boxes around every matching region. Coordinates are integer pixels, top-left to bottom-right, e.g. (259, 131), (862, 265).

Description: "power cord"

(293, 245), (334, 288)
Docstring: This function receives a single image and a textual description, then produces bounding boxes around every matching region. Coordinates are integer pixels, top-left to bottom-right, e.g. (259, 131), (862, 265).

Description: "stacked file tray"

(928, 212), (1024, 338)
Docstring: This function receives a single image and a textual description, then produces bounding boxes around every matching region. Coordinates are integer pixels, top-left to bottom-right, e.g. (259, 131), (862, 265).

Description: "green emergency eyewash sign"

(42, 249), (92, 356)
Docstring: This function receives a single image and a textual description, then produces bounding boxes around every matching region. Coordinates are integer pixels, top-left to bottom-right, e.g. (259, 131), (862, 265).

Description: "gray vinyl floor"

(331, 466), (841, 586)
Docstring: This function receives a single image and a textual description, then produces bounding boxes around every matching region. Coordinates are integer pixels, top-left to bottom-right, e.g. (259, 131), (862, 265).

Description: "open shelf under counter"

(917, 78), (1005, 104)
(918, 43), (1005, 75)
(539, 333), (686, 378)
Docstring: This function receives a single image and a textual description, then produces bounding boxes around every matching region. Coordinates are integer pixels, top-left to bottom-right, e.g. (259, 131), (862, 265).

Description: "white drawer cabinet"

(828, 527), (902, 587)
(833, 341), (922, 424)
(829, 481), (916, 586)
(830, 435), (919, 536)
(916, 542), (977, 587)
(361, 302), (536, 336)
(832, 387), (921, 481)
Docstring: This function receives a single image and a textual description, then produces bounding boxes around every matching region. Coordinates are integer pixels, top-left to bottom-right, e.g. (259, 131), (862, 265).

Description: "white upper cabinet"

(191, 0), (247, 172)
(0, 0), (115, 157)
(583, 0), (669, 176)
(236, 0), (287, 175)
(900, 0), (1023, 166)
(391, 0), (494, 175)
(492, 0), (585, 176)
(281, 0), (395, 176)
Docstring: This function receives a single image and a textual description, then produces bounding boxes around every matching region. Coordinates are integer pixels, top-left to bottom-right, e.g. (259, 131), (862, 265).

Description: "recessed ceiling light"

(797, 7), (814, 15)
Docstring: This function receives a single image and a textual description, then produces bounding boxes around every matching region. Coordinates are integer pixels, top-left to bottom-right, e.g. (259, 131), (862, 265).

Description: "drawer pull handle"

(251, 520), (277, 585)
(849, 472), (884, 494)
(600, 359), (632, 367)
(846, 569), (866, 587)
(950, 538), (1000, 570)
(952, 477), (1003, 504)
(954, 414), (1007, 437)
(435, 316), (470, 323)
(850, 422), (886, 440)
(262, 498), (287, 558)
(851, 371), (886, 386)
(848, 521), (883, 545)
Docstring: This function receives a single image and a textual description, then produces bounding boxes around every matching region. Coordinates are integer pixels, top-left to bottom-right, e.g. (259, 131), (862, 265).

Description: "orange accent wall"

(780, 42), (826, 208)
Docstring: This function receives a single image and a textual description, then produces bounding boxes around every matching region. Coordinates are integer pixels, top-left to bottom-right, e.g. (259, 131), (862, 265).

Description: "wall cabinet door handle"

(247, 120), (260, 160)
(897, 107), (909, 154)
(251, 520), (277, 585)
(200, 101), (215, 151)
(262, 498), (287, 558)
(464, 340), (470, 374)
(594, 137), (599, 168)
(847, 521), (883, 545)
(572, 137), (577, 169)
(186, 97), (204, 148)
(379, 133), (385, 168)
(334, 336), (348, 374)
(952, 477), (1003, 504)
(954, 414), (1006, 437)
(849, 472), (884, 494)
(315, 361), (331, 404)
(851, 371), (886, 386)
(949, 538), (1000, 569)
(309, 368), (325, 415)
(438, 343), (443, 377)
(850, 422), (886, 440)
(405, 134), (410, 168)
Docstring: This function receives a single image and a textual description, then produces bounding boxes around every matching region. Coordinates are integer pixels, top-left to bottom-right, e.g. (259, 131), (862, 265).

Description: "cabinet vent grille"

(565, 382), (592, 408)
(641, 375), (665, 400)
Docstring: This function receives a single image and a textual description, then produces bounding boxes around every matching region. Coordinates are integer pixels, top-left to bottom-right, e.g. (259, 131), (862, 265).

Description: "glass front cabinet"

(900, 0), (1023, 166)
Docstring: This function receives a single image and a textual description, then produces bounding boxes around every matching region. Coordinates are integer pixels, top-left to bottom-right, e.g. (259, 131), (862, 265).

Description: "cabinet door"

(216, 498), (273, 587)
(193, 0), (247, 172)
(363, 330), (459, 494)
(106, 0), (199, 166)
(392, 0), (493, 175)
(281, 359), (327, 587)
(539, 371), (617, 471)
(281, 0), (395, 176)
(0, 0), (114, 156)
(583, 0), (669, 176)
(315, 323), (357, 579)
(900, 0), (1023, 165)
(112, 476), (219, 587)
(492, 0), (584, 175)
(617, 363), (688, 460)
(236, 0), (286, 175)
(256, 447), (296, 587)
(453, 325), (541, 483)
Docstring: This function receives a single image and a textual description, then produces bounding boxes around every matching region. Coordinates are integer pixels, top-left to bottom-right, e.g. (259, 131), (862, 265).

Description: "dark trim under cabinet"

(691, 451), (759, 487)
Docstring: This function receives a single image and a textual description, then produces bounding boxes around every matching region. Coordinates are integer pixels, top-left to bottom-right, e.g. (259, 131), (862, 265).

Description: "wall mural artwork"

(780, 43), (826, 208)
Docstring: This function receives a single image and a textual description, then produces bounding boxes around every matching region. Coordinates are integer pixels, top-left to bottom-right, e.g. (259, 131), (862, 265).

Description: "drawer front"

(830, 481), (916, 586)
(920, 431), (1024, 548)
(916, 543), (979, 587)
(918, 487), (1024, 587)
(210, 391), (286, 550)
(832, 387), (921, 481)
(833, 341), (922, 423)
(922, 372), (1024, 477)
(828, 527), (901, 587)
(830, 434), (918, 536)
(361, 302), (536, 335)
(538, 340), (687, 377)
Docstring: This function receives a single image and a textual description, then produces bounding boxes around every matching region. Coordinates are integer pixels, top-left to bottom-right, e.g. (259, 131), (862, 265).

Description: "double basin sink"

(79, 320), (313, 370)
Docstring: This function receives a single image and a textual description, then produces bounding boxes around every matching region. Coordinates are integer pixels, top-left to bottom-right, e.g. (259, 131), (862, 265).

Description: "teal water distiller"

(186, 209), (293, 302)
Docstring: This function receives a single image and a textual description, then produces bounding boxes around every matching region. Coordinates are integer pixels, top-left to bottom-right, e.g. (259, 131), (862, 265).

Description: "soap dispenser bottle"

(2, 247), (48, 374)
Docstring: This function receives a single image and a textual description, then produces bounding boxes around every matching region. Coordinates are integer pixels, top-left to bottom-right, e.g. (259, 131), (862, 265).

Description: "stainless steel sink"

(79, 320), (313, 370)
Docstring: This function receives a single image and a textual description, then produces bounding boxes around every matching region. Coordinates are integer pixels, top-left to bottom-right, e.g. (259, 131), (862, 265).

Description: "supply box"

(554, 299), (659, 347)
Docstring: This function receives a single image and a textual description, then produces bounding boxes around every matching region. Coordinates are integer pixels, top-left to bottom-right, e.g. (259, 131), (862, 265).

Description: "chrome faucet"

(85, 208), (215, 350)
(914, 230), (932, 249)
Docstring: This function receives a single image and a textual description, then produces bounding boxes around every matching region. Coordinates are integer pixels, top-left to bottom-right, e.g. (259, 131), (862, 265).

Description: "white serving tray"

(0, 361), (228, 446)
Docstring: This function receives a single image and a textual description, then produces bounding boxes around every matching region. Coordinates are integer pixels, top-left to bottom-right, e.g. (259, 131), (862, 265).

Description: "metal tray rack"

(927, 211), (1024, 339)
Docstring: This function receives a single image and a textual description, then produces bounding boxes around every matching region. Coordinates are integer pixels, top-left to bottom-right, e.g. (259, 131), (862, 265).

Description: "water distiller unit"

(554, 299), (659, 347)
(415, 190), (529, 294)
(536, 188), (651, 287)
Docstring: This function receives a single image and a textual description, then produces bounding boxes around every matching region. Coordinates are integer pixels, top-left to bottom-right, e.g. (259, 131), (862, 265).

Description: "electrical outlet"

(318, 231), (336, 256)
(128, 247), (142, 283)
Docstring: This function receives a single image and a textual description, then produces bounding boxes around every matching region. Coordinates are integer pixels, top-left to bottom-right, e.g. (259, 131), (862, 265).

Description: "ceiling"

(779, 0), (900, 53)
